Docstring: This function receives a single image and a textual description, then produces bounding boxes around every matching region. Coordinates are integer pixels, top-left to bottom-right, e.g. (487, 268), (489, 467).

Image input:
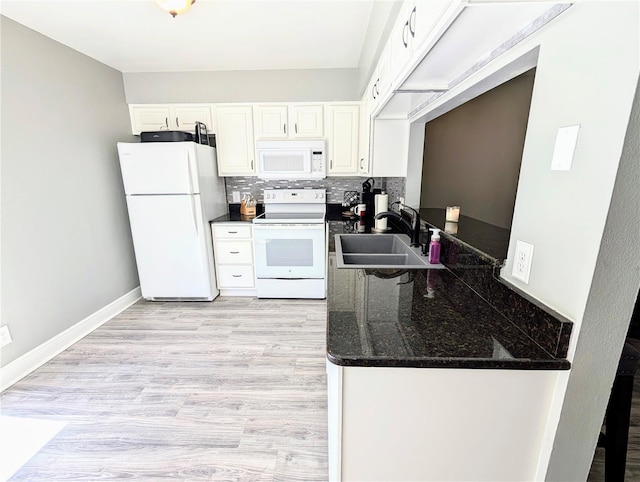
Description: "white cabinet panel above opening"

(254, 104), (324, 139)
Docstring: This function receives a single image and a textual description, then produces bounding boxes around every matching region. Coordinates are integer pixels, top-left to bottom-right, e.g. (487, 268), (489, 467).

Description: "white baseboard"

(0, 287), (141, 392)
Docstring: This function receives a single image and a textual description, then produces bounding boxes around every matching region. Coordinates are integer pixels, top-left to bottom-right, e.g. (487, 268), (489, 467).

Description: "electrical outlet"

(232, 191), (241, 203)
(0, 325), (12, 348)
(512, 240), (534, 284)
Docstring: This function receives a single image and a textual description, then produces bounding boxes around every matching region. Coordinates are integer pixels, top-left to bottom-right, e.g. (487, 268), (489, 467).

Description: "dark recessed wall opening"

(420, 68), (536, 230)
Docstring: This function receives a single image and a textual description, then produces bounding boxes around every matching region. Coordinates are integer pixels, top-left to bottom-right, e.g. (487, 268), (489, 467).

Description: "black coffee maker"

(360, 178), (382, 228)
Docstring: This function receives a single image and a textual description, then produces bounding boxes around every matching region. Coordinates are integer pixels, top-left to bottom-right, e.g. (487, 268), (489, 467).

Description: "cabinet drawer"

(217, 265), (255, 288)
(212, 224), (252, 239)
(215, 240), (253, 264)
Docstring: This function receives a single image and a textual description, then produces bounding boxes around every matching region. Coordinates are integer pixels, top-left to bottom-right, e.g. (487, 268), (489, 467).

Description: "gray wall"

(420, 70), (535, 229)
(0, 17), (139, 366)
(123, 69), (359, 104)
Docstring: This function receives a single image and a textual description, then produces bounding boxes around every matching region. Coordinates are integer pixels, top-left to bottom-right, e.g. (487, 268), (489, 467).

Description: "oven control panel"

(263, 189), (326, 204)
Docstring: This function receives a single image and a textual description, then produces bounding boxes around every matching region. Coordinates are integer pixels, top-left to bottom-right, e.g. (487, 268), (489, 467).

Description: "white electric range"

(252, 189), (327, 299)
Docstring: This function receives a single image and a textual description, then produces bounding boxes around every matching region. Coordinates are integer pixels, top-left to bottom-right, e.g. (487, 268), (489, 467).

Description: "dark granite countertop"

(327, 220), (571, 370)
(210, 203), (264, 223)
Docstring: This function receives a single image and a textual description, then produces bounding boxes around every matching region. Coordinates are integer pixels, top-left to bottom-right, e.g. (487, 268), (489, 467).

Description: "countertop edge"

(326, 351), (571, 370)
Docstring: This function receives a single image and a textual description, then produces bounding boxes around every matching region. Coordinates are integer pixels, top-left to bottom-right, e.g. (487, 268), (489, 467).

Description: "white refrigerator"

(117, 142), (227, 301)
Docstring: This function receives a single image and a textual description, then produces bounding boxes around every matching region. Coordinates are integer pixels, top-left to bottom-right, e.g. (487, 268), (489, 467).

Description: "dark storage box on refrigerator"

(140, 131), (194, 143)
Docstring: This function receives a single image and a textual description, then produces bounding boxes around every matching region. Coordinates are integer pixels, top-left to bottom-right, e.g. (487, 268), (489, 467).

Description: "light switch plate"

(232, 191), (241, 203)
(512, 240), (534, 284)
(0, 325), (12, 348)
(551, 125), (580, 171)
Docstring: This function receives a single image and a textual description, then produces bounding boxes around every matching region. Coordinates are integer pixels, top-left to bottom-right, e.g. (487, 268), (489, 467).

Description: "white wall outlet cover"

(0, 325), (12, 348)
(551, 125), (580, 171)
(232, 191), (241, 203)
(512, 240), (534, 284)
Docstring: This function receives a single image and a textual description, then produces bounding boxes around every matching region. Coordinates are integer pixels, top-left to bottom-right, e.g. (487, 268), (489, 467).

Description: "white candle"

(446, 206), (460, 222)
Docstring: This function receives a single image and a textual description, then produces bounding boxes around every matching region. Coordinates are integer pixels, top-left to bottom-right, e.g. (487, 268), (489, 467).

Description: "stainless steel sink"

(335, 234), (436, 269)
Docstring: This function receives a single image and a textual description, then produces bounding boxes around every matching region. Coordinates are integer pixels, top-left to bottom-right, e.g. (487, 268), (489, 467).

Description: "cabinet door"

(326, 104), (359, 176)
(412, 0), (451, 53)
(376, 43), (391, 99)
(130, 106), (170, 135)
(216, 106), (255, 176)
(358, 100), (371, 175)
(173, 105), (214, 134)
(290, 104), (324, 137)
(388, 3), (414, 86)
(255, 105), (288, 139)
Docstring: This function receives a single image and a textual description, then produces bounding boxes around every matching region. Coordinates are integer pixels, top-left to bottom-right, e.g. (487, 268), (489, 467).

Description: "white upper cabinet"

(129, 104), (214, 135)
(367, 43), (391, 113)
(325, 104), (360, 176)
(290, 104), (324, 137)
(172, 105), (215, 134)
(388, 0), (452, 91)
(130, 106), (171, 133)
(358, 97), (371, 176)
(215, 105), (255, 176)
(254, 104), (324, 139)
(412, 0), (452, 52)
(254, 105), (289, 138)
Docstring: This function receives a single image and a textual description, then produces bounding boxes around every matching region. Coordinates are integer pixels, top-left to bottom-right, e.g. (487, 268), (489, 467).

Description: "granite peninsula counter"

(326, 219), (571, 370)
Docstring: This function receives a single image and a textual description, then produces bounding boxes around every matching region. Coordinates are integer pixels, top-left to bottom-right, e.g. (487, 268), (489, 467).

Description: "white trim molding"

(0, 287), (141, 392)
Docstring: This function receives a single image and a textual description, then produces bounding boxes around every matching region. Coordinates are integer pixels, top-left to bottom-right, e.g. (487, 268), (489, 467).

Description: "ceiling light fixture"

(155, 0), (196, 18)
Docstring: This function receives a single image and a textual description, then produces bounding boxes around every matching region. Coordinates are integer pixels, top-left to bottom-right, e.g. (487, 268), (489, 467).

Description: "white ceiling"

(0, 0), (376, 73)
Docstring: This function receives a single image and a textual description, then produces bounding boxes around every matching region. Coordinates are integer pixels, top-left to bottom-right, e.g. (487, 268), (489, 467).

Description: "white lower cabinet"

(327, 361), (559, 481)
(211, 223), (256, 296)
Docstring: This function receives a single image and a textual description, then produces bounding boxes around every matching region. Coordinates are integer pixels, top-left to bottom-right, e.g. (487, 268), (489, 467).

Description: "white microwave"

(256, 140), (326, 179)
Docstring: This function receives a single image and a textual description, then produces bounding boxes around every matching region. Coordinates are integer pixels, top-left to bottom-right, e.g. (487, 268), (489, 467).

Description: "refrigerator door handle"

(190, 196), (199, 235)
(187, 150), (195, 194)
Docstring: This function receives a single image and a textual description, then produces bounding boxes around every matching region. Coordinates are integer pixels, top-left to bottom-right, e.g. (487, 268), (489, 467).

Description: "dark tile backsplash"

(223, 177), (406, 205)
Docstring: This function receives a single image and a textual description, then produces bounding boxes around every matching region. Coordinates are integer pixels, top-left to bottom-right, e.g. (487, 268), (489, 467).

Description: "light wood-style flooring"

(0, 298), (329, 481)
(6, 296), (640, 481)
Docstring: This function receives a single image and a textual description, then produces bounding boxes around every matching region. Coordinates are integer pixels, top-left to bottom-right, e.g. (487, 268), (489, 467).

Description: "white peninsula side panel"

(329, 363), (560, 481)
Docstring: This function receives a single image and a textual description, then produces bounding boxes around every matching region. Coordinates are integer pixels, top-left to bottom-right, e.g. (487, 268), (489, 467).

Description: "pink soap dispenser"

(428, 228), (441, 264)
